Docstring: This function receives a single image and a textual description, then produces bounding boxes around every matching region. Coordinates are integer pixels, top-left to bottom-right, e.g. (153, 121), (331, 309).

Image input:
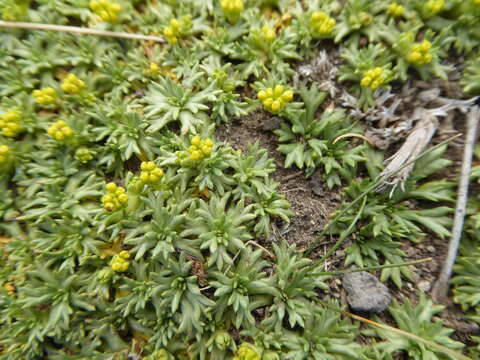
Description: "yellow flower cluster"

(309, 11), (336, 38)
(89, 0), (122, 23)
(423, 0), (445, 16)
(75, 147), (93, 163)
(257, 85), (294, 113)
(0, 145), (11, 165)
(233, 344), (261, 360)
(33, 87), (57, 105)
(360, 67), (388, 90)
(111, 250), (130, 272)
(259, 25), (276, 43)
(102, 182), (128, 211)
(221, 0), (244, 24)
(61, 74), (86, 94)
(47, 121), (74, 142)
(407, 40), (433, 66)
(0, 110), (22, 137)
(163, 17), (191, 45)
(140, 161), (164, 184)
(188, 136), (213, 161)
(388, 3), (405, 17)
(3, 282), (15, 296)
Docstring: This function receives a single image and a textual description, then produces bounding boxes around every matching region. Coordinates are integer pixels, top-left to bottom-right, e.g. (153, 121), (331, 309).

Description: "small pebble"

(418, 280), (431, 292)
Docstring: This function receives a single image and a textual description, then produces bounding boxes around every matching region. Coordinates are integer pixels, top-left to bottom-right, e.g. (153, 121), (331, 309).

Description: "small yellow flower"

(111, 251), (130, 272)
(187, 136), (214, 161)
(388, 3), (405, 17)
(102, 182), (129, 211)
(407, 40), (433, 66)
(0, 145), (11, 165)
(89, 0), (122, 23)
(47, 121), (74, 142)
(163, 16), (192, 45)
(221, 0), (244, 24)
(61, 73), (86, 94)
(260, 25), (276, 42)
(310, 11), (336, 38)
(149, 63), (159, 73)
(3, 282), (15, 296)
(0, 109), (22, 137)
(33, 87), (57, 105)
(139, 161), (164, 184)
(75, 147), (94, 163)
(360, 67), (390, 91)
(233, 343), (261, 360)
(423, 0), (445, 17)
(257, 85), (294, 113)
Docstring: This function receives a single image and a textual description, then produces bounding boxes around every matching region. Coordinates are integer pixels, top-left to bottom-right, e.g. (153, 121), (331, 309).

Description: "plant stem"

(314, 257), (431, 276)
(304, 133), (462, 257)
(0, 21), (165, 42)
(432, 106), (480, 303)
(318, 300), (472, 360)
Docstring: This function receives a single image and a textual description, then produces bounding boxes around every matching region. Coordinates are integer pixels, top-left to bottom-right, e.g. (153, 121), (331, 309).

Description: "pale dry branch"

(0, 21), (165, 42)
(432, 105), (480, 303)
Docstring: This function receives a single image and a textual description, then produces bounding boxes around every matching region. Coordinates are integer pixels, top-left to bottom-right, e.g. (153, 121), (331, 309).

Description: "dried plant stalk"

(433, 105), (480, 303)
(0, 21), (165, 42)
(378, 112), (439, 191)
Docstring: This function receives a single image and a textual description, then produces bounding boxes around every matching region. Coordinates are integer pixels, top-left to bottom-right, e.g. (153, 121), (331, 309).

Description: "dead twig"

(0, 21), (165, 42)
(317, 301), (472, 360)
(378, 96), (478, 191)
(282, 171), (304, 182)
(378, 111), (438, 192)
(432, 105), (480, 303)
(304, 134), (461, 256)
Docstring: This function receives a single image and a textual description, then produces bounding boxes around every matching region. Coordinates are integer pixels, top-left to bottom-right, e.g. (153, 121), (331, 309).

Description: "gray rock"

(342, 271), (391, 313)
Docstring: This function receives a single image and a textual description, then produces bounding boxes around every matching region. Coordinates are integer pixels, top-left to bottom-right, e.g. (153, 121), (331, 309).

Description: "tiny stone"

(334, 278), (342, 285)
(426, 245), (436, 253)
(335, 250), (345, 258)
(418, 280), (431, 292)
(342, 271), (391, 313)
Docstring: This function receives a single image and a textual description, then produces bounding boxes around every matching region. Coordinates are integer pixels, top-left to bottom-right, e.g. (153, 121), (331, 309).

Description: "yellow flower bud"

(204, 139), (214, 147)
(270, 100), (281, 112)
(263, 98), (274, 108)
(257, 90), (267, 100)
(105, 182), (117, 192)
(140, 172), (150, 183)
(119, 250), (130, 259)
(190, 150), (202, 161)
(89, 0), (122, 23)
(33, 87), (57, 105)
(282, 90), (294, 101)
(0, 110), (22, 137)
(164, 27), (174, 37)
(201, 145), (212, 156)
(388, 3), (404, 17)
(191, 135), (202, 146)
(150, 63), (159, 73)
(273, 85), (285, 95)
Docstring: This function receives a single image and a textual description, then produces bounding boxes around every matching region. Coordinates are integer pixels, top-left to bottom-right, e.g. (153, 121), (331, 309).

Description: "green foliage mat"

(0, 0), (479, 359)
